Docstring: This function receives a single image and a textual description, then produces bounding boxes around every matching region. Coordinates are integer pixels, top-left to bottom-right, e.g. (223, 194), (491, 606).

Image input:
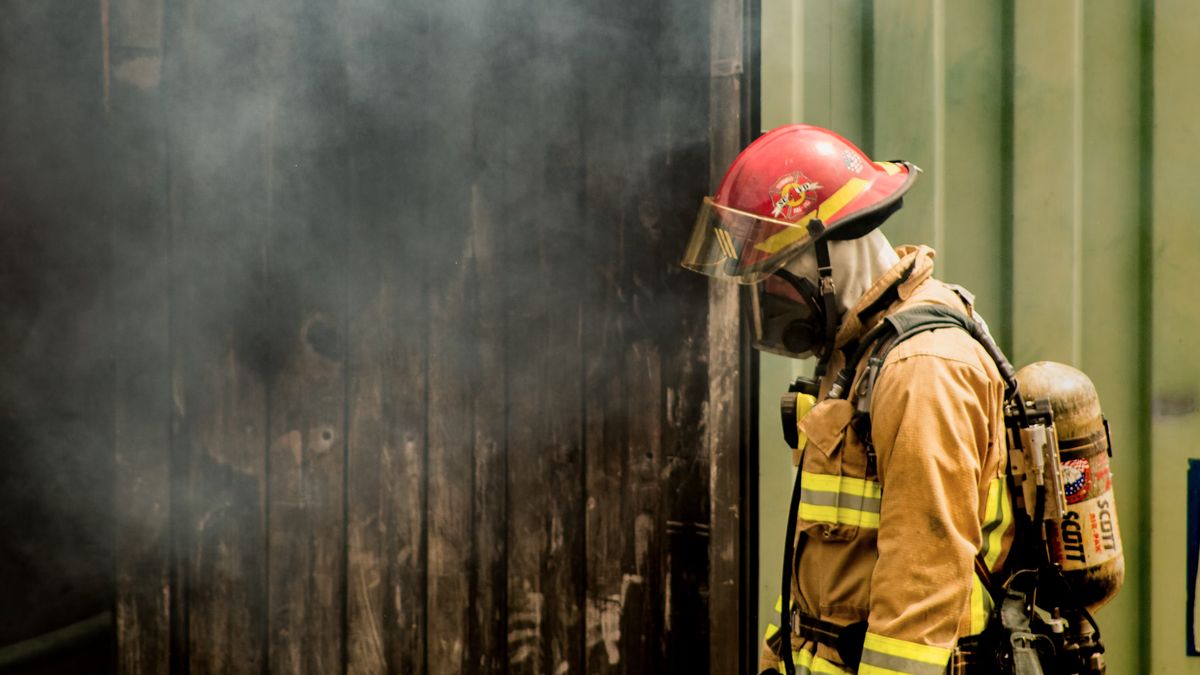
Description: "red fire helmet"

(681, 124), (918, 283)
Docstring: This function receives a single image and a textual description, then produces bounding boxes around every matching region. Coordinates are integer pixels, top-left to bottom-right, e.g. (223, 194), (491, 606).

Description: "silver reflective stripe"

(799, 488), (881, 513)
(860, 648), (948, 675)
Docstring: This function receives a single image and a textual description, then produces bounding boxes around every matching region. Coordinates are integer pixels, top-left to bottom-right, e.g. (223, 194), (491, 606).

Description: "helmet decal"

(769, 172), (822, 220)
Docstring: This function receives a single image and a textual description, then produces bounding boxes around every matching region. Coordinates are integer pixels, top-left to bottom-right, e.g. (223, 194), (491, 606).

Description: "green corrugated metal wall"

(757, 2), (1200, 673)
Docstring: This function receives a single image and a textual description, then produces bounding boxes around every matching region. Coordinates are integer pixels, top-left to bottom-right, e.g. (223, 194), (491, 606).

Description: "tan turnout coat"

(762, 246), (1014, 675)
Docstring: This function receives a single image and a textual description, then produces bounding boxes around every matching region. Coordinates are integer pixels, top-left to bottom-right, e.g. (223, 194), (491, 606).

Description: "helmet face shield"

(680, 197), (815, 284)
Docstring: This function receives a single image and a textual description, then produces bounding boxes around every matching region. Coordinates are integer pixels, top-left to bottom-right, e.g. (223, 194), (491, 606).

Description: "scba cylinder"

(1016, 361), (1125, 612)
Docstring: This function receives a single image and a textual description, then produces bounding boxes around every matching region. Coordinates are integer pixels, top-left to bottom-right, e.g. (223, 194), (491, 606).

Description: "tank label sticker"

(1060, 451), (1112, 506)
(1062, 458), (1091, 504)
(1050, 493), (1122, 571)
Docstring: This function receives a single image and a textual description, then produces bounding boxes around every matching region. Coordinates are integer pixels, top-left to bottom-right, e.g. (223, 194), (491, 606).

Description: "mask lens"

(751, 282), (822, 358)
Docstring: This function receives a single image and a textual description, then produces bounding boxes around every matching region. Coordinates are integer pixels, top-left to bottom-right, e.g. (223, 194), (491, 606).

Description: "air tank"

(1016, 361), (1124, 612)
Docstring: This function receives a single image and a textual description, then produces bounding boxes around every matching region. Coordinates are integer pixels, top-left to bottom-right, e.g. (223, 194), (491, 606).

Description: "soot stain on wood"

(306, 316), (342, 361)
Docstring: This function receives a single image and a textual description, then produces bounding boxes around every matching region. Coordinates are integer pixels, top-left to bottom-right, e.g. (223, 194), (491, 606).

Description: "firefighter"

(682, 124), (1015, 674)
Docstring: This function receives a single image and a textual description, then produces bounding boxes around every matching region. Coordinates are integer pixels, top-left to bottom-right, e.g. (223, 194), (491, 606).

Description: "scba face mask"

(751, 269), (829, 359)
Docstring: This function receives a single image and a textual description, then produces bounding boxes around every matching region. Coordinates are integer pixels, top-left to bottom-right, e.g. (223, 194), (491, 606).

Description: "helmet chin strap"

(808, 219), (840, 366)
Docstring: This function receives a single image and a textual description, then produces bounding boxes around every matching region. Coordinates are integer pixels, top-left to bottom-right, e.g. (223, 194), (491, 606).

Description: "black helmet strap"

(808, 220), (840, 361)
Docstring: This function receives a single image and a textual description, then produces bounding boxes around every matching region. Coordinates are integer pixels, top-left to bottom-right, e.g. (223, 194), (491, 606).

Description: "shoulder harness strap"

(830, 303), (1019, 603)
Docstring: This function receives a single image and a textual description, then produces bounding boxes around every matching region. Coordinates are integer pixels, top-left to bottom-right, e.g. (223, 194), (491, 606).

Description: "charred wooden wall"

(111, 0), (757, 672)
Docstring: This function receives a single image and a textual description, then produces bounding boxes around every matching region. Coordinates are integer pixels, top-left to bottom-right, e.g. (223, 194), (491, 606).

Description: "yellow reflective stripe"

(876, 161), (902, 175)
(969, 573), (992, 635)
(803, 472), (882, 500)
(753, 217), (808, 255)
(713, 226), (738, 259)
(859, 633), (951, 675)
(774, 595), (784, 613)
(863, 632), (951, 663)
(777, 648), (852, 675)
(798, 471), (883, 529)
(979, 477), (1012, 570)
(795, 393), (817, 452)
(755, 178), (872, 254)
(765, 622), (780, 641)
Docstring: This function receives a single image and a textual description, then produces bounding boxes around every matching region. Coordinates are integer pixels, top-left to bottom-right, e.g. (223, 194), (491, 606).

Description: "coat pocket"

(796, 399), (880, 541)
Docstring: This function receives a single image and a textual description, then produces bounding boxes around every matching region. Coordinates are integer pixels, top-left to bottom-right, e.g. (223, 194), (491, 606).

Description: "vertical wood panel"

(340, 1), (430, 672)
(168, 0), (272, 671)
(501, 1), (585, 667)
(708, 0), (750, 670)
(1011, 0), (1082, 367)
(503, 29), (542, 669)
(469, 6), (510, 671)
(538, 9), (588, 670)
(111, 0), (170, 670)
(385, 7), (431, 670)
(659, 0), (716, 666)
(424, 2), (479, 671)
(468, 168), (509, 675)
(616, 7), (673, 670)
(262, 0), (350, 669)
(581, 9), (637, 671)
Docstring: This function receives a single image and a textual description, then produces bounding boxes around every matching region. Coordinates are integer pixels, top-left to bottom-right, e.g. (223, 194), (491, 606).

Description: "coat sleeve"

(857, 349), (993, 675)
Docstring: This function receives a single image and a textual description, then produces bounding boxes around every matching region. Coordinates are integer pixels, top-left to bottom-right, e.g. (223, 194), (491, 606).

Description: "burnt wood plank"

(468, 7), (510, 670)
(706, 0), (751, 670)
(467, 193), (509, 675)
(110, 1), (171, 670)
(580, 10), (635, 672)
(468, 109), (509, 675)
(424, 3), (478, 668)
(536, 6), (588, 674)
(653, 0), (714, 667)
(578, 2), (718, 670)
(340, 2), (430, 674)
(165, 0), (272, 671)
(343, 239), (391, 675)
(618, 6), (671, 668)
(501, 2), (589, 666)
(504, 1), (552, 670)
(262, 0), (350, 670)
(424, 228), (474, 671)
